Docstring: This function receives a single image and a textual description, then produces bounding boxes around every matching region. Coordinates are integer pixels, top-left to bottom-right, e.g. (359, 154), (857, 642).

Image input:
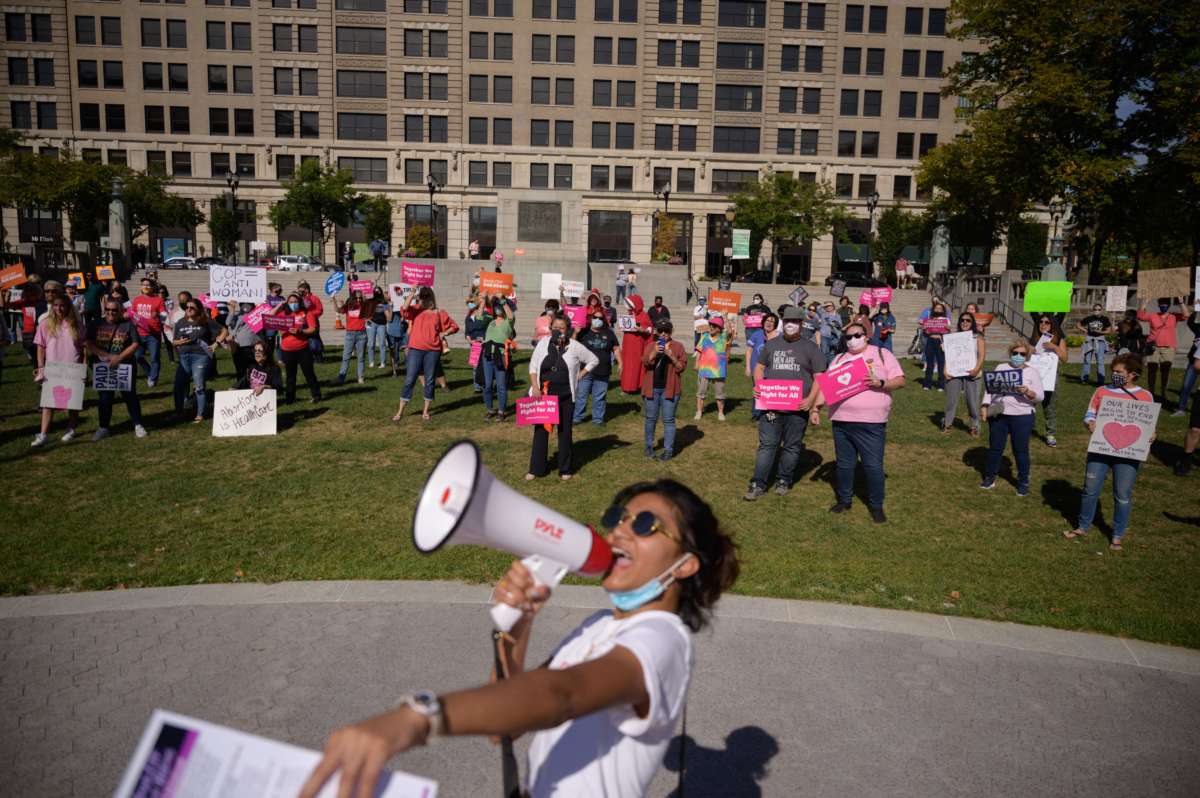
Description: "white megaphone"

(413, 440), (613, 632)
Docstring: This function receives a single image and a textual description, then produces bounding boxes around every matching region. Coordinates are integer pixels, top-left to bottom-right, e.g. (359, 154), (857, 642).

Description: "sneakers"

(1046, 435), (1057, 447)
(30, 433), (47, 448)
(357, 377), (364, 384)
(828, 502), (851, 514)
(693, 412), (702, 421)
(1171, 409), (1187, 417)
(658, 451), (673, 462)
(774, 482), (790, 497)
(718, 412), (727, 422)
(870, 508), (888, 524)
(1174, 458), (1193, 476)
(147, 378), (156, 388)
(134, 424), (148, 438)
(1016, 484), (1030, 497)
(61, 428), (77, 442)
(979, 478), (996, 490)
(743, 485), (765, 502)
(92, 428), (111, 442)
(645, 447), (656, 459)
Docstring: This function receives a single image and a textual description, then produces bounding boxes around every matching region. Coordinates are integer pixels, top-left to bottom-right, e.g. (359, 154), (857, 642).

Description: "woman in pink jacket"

(979, 340), (1045, 496)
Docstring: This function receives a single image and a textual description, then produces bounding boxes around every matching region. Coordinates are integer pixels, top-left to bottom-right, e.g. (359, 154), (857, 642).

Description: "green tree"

(729, 172), (848, 282)
(275, 160), (359, 253)
(359, 194), (394, 247)
(652, 214), (679, 261)
(1004, 217), (1049, 271)
(122, 171), (204, 241)
(404, 224), (434, 256)
(207, 195), (239, 258)
(872, 204), (928, 282)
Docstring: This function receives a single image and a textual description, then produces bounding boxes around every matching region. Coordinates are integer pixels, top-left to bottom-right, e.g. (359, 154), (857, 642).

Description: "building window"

(493, 162), (511, 186)
(403, 72), (422, 98)
(713, 126), (760, 153)
(843, 47), (861, 74)
(430, 73), (448, 99)
(105, 104), (126, 132)
(276, 110), (295, 137)
(591, 121), (610, 148)
(866, 48), (885, 75)
(146, 151), (167, 176)
(554, 163), (572, 188)
(532, 34), (551, 62)
(678, 124), (697, 151)
(925, 50), (944, 78)
(555, 78), (574, 105)
(79, 103), (101, 131)
(469, 117), (488, 144)
(845, 4), (863, 32)
(530, 162), (548, 188)
(616, 80), (635, 107)
(557, 35), (574, 63)
(211, 153), (230, 177)
(405, 114), (423, 142)
(896, 131), (914, 158)
(277, 155), (296, 180)
(166, 20), (186, 48)
(919, 132), (937, 155)
(592, 80), (611, 106)
(802, 87), (821, 114)
(653, 167), (671, 193)
(863, 90), (881, 117)
(656, 82), (675, 109)
(777, 128), (795, 155)
(555, 120), (573, 147)
(835, 173), (853, 197)
(338, 27), (386, 55)
(614, 165), (633, 190)
(469, 31), (487, 59)
(840, 89), (858, 116)
(404, 29), (423, 56)
(470, 74), (489, 102)
(142, 19), (162, 47)
(494, 75), (512, 103)
(716, 84), (763, 112)
(921, 92), (940, 119)
(340, 157), (388, 183)
(901, 49), (920, 77)
(145, 105), (166, 133)
(234, 108), (253, 135)
(783, 2), (802, 28)
(469, 160), (488, 186)
(338, 0), (387, 9)
(716, 42), (763, 70)
(494, 32), (512, 59)
(428, 115), (446, 142)
(169, 106), (189, 133)
(404, 159), (423, 185)
(531, 77), (550, 104)
(336, 70), (387, 99)
(858, 174), (877, 198)
(928, 8), (946, 36)
(681, 40), (700, 67)
(77, 60), (97, 88)
(898, 91), (917, 118)
(808, 3), (826, 29)
(530, 119), (549, 146)
(300, 112), (319, 138)
(588, 211), (631, 262)
(718, 1), (766, 28)
(657, 40), (676, 67)
(679, 83), (699, 109)
(167, 63), (187, 91)
(337, 112), (386, 140)
(838, 130), (856, 156)
(777, 83), (801, 110)
(265, 67), (285, 95)
(617, 37), (637, 65)
(274, 68), (293, 95)
(75, 16), (96, 45)
(804, 45), (823, 73)
(861, 131), (879, 157)
(210, 21), (228, 49)
(893, 174), (912, 199)
(8, 101), (31, 129)
(590, 164), (609, 190)
(654, 124), (672, 151)
(614, 122), (634, 149)
(172, 151), (191, 176)
(232, 22), (251, 50)
(493, 117), (511, 144)
(868, 5), (887, 33)
(799, 128), (818, 155)
(904, 6), (922, 35)
(533, 0), (551, 18)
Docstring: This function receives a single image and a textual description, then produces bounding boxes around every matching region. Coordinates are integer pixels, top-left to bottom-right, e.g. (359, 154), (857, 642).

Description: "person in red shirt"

(273, 292), (322, 404)
(130, 277), (166, 387)
(1137, 296), (1187, 403)
(619, 294), (653, 394)
(393, 287), (459, 421)
(333, 287), (379, 385)
(297, 280), (325, 361)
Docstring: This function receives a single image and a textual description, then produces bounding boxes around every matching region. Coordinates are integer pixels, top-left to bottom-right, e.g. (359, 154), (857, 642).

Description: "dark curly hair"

(608, 479), (740, 632)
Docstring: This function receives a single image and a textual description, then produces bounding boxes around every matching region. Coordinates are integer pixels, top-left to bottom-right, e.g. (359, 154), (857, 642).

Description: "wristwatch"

(400, 691), (444, 738)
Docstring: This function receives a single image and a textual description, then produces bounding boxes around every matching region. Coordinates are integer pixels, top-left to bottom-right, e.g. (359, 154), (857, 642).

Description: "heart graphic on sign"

(836, 372), (853, 386)
(52, 385), (72, 409)
(1102, 422), (1141, 450)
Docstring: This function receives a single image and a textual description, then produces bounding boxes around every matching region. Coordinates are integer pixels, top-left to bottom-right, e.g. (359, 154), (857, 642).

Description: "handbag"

(986, 402), (1005, 420)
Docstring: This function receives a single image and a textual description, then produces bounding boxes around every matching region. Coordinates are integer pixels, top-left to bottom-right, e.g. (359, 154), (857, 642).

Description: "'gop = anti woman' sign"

(209, 266), (266, 304)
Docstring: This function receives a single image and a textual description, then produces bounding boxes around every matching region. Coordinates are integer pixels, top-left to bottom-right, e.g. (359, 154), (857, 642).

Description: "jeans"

(366, 321), (387, 365)
(573, 375), (609, 423)
(985, 413), (1034, 488)
(174, 352), (209, 418)
(338, 329), (367, 380)
(1080, 337), (1108, 383)
(871, 334), (894, 353)
(751, 412), (810, 489)
(482, 357), (509, 413)
(643, 388), (679, 454)
(529, 392), (575, 476)
(1077, 454), (1140, 539)
(1042, 390), (1058, 436)
(820, 336), (836, 366)
(616, 285), (627, 304)
(832, 421), (888, 509)
(163, 332), (175, 363)
(402, 349), (441, 401)
(308, 332), (324, 360)
(135, 333), (161, 383)
(280, 347), (321, 403)
(924, 338), (945, 389)
(1178, 363), (1198, 412)
(943, 376), (981, 430)
(386, 334), (406, 369)
(98, 389), (142, 428)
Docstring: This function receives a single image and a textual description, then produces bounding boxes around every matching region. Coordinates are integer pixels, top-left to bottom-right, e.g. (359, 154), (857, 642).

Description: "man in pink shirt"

(1137, 296), (1186, 402)
(129, 278), (166, 386)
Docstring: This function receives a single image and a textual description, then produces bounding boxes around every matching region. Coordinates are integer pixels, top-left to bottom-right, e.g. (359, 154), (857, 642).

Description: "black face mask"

(550, 329), (565, 346)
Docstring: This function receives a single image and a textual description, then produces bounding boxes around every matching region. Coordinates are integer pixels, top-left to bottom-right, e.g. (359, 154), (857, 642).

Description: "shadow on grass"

(1150, 439), (1186, 468)
(321, 385), (377, 401)
(672, 424), (705, 456)
(811, 453), (878, 505)
(1164, 511), (1200, 527)
(962, 446), (1013, 484)
(278, 406), (329, 431)
(574, 434), (631, 472)
(663, 727), (780, 798)
(1041, 478), (1112, 536)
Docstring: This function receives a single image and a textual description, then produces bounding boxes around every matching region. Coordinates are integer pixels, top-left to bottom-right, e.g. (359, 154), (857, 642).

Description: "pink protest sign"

(871, 286), (892, 304)
(744, 313), (763, 329)
(815, 357), (870, 404)
(563, 305), (588, 329)
(401, 262), (436, 287)
(858, 291), (877, 308)
(516, 395), (560, 426)
(197, 294), (218, 311)
(262, 314), (292, 332)
(350, 280), (374, 296)
(243, 302), (273, 333)
(754, 380), (805, 411)
(468, 339), (483, 367)
(922, 317), (951, 334)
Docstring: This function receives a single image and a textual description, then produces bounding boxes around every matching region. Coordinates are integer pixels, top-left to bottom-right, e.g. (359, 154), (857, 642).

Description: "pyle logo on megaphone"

(413, 440), (613, 631)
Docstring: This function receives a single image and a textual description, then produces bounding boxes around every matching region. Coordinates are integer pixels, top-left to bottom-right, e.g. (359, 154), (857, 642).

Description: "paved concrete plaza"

(3, 581), (1199, 797)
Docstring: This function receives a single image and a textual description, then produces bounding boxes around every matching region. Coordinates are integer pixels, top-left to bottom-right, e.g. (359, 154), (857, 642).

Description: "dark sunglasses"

(601, 506), (680, 543)
(844, 332), (866, 340)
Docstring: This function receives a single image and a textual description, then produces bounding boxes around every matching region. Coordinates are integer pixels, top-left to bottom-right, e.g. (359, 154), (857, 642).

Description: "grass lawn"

(1, 343), (1198, 648)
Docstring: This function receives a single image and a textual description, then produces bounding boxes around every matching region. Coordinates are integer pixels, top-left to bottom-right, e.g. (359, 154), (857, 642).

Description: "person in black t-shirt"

(1075, 303), (1112, 385)
(85, 299), (146, 441)
(573, 311), (621, 425)
(234, 341), (284, 395)
(647, 296), (671, 327)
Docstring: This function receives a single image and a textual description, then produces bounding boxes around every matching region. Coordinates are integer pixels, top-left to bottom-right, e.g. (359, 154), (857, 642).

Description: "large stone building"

(2, 0), (992, 279)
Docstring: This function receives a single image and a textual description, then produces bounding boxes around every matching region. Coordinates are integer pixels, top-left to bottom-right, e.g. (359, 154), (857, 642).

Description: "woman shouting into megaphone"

(299, 480), (739, 798)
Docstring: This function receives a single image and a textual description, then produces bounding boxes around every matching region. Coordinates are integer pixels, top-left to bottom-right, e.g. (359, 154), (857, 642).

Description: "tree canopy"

(729, 172), (848, 282)
(359, 194), (394, 247)
(271, 160), (358, 250)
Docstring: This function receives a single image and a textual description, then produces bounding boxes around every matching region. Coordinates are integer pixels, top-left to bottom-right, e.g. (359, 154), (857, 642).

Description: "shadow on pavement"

(663, 726), (780, 798)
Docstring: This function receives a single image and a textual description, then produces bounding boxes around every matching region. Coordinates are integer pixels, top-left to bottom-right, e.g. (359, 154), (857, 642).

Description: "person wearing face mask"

(647, 295), (671, 328)
(921, 303), (949, 391)
(272, 292), (322, 406)
(533, 299), (560, 346)
(463, 294), (492, 394)
(942, 312), (986, 436)
(1064, 353), (1156, 550)
(1114, 308), (1145, 356)
(171, 299), (229, 422)
(614, 266), (628, 304)
(1175, 347), (1200, 475)
(481, 295), (516, 420)
(816, 322), (906, 522)
(642, 319), (688, 461)
(130, 277), (166, 388)
(870, 302), (897, 352)
(1171, 303), (1200, 418)
(527, 314), (599, 480)
(85, 299), (147, 441)
(366, 287), (389, 369)
(300, 480), (739, 798)
(818, 302), (842, 365)
(601, 294), (617, 326)
(296, 281), (325, 362)
(1030, 315), (1069, 446)
(744, 306), (826, 500)
(1137, 296), (1186, 403)
(837, 296), (854, 328)
(694, 315), (733, 422)
(620, 294), (653, 394)
(234, 341), (283, 395)
(573, 310), (621, 426)
(30, 292), (86, 447)
(225, 301), (264, 385)
(333, 288), (380, 386)
(979, 342), (1045, 495)
(1076, 304), (1113, 385)
(802, 302), (822, 346)
(395, 287), (459, 422)
(741, 294), (770, 374)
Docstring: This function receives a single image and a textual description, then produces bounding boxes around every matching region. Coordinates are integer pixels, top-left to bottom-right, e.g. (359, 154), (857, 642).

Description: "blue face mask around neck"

(607, 554), (694, 612)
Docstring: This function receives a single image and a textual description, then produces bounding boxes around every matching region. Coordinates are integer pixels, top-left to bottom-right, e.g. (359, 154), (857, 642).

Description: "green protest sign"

(731, 228), (750, 259)
(1023, 281), (1073, 313)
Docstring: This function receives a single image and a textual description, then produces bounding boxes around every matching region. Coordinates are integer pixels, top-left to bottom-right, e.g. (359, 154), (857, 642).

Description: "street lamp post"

(654, 186), (672, 260)
(1047, 199), (1066, 262)
(866, 190), (880, 275)
(225, 171), (240, 263)
(426, 173), (439, 259)
(723, 206), (736, 280)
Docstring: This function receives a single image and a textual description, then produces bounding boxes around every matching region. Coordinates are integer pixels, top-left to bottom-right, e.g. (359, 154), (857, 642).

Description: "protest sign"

(871, 286), (893, 304)
(1087, 397), (1160, 462)
(830, 279), (847, 298)
(754, 379), (805, 411)
(1105, 285), (1128, 312)
(1136, 267), (1190, 301)
(984, 369), (1023, 394)
(858, 291), (877, 308)
(350, 279), (373, 296)
(95, 265), (115, 281)
(516, 395), (559, 426)
(93, 363), (133, 392)
(942, 331), (977, 378)
(388, 282), (410, 310)
(563, 305), (588, 329)
(1023, 281), (1072, 313)
(468, 339), (482, 367)
(815, 358), (870, 404)
(0, 263), (26, 289)
(401, 261), (435, 287)
(731, 228), (750, 259)
(540, 272), (563, 300)
(560, 279), (585, 297)
(788, 286), (808, 305)
(243, 302), (273, 333)
(1030, 350), (1059, 392)
(922, 317), (951, 334)
(480, 271), (513, 295)
(209, 265), (266, 304)
(262, 314), (292, 332)
(707, 290), (742, 314)
(39, 362), (86, 410)
(617, 315), (638, 332)
(744, 313), (763, 329)
(115, 710), (438, 798)
(323, 271), (345, 296)
(213, 389), (277, 437)
(66, 271), (85, 288)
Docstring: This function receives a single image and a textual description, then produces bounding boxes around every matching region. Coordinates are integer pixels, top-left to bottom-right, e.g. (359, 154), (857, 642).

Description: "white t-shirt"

(524, 610), (693, 798)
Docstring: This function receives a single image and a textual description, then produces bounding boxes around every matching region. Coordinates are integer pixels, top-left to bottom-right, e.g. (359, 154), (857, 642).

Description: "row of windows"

(7, 58), (54, 88)
(8, 101), (57, 131)
(4, 13), (52, 43)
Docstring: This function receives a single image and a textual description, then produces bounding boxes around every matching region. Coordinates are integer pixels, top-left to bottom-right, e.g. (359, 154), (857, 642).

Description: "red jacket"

(403, 306), (459, 351)
(640, 338), (688, 400)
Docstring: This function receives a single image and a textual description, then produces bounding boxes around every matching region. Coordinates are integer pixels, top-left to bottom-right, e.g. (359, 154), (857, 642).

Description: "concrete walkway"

(3, 582), (1199, 797)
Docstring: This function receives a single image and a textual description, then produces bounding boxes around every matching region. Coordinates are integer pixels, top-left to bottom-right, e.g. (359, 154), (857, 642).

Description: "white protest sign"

(39, 362), (86, 410)
(388, 282), (411, 311)
(540, 272), (562, 300)
(212, 389), (277, 437)
(560, 279), (585, 297)
(1087, 397), (1160, 462)
(942, 331), (978, 378)
(617, 315), (638, 332)
(209, 265), (267, 304)
(1105, 285), (1128, 313)
(1030, 350), (1060, 392)
(93, 363), (133, 392)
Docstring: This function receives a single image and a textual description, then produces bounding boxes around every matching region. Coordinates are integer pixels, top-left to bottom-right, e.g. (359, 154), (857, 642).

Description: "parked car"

(195, 257), (224, 268)
(162, 256), (197, 270)
(737, 269), (809, 284)
(275, 255), (323, 272)
(825, 271), (886, 288)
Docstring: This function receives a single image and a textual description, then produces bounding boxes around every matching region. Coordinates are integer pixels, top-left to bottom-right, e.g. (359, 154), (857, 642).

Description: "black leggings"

(280, 347), (321, 403)
(529, 392), (575, 476)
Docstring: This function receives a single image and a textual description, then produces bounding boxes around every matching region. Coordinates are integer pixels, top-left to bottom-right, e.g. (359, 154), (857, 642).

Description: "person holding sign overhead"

(85, 300), (147, 441)
(1137, 296), (1187, 404)
(979, 342), (1045, 495)
(272, 293), (322, 406)
(1064, 353), (1155, 550)
(394, 287), (459, 422)
(30, 291), (86, 447)
(816, 322), (906, 522)
(527, 313), (598, 480)
(1029, 316), (1068, 447)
